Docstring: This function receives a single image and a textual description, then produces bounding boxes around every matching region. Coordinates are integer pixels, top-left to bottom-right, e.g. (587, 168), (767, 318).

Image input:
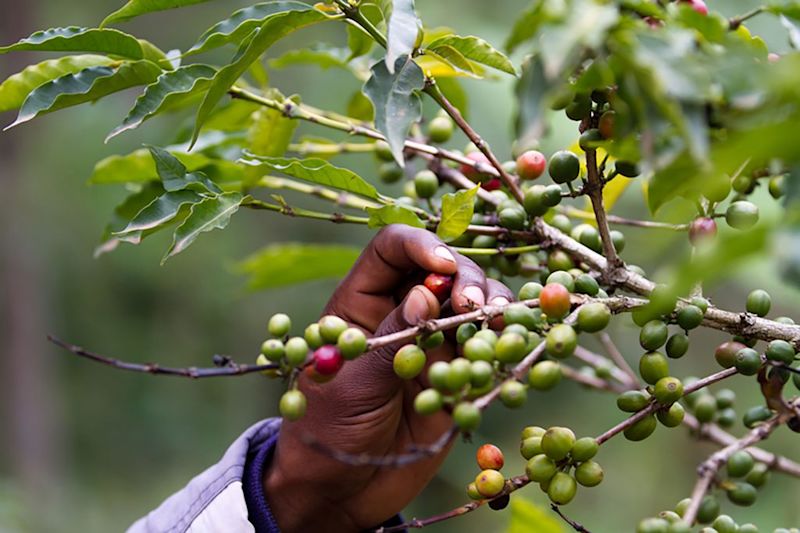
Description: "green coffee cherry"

(546, 270), (575, 292)
(666, 334), (689, 359)
(503, 304), (540, 330)
(526, 454), (557, 482)
(615, 160), (640, 177)
(499, 207), (528, 230)
(466, 482), (482, 501)
(575, 460), (603, 487)
(414, 388), (443, 415)
(610, 230), (626, 253)
(453, 402), (481, 432)
(766, 339), (795, 364)
(268, 313), (292, 337)
(725, 201), (759, 230)
(570, 437), (599, 462)
(418, 331), (445, 350)
(447, 358), (473, 391)
(428, 115), (454, 143)
(716, 407), (737, 428)
(617, 390), (651, 412)
(474, 329), (498, 347)
(378, 162), (404, 183)
(427, 361), (450, 390)
(285, 337), (310, 366)
(624, 414), (657, 441)
(504, 324), (529, 337)
(639, 352), (670, 385)
(374, 140), (394, 161)
(640, 320), (669, 351)
(574, 274), (600, 296)
(542, 426), (576, 460)
(279, 390), (307, 421)
(474, 469), (505, 498)
(694, 394), (718, 423)
(470, 360), (494, 387)
(521, 426), (546, 439)
(711, 515), (737, 533)
(549, 150), (580, 183)
(654, 377), (684, 405)
(520, 436), (543, 459)
(528, 361), (562, 390)
(393, 345), (426, 379)
(337, 327), (367, 360)
(499, 380), (527, 408)
(637, 518), (669, 533)
(255, 354), (276, 376)
(745, 462), (770, 488)
(727, 450), (755, 478)
(565, 93), (591, 120)
(577, 303), (611, 332)
(657, 402), (685, 427)
(304, 323), (324, 349)
(495, 333), (529, 364)
(676, 305), (704, 330)
(518, 282), (543, 300)
(464, 337), (495, 362)
(746, 289), (771, 316)
(319, 315), (348, 343)
(734, 347), (762, 376)
(726, 481), (757, 506)
(523, 185), (550, 216)
(547, 472), (577, 505)
(413, 170), (439, 199)
(715, 388), (736, 408)
(696, 495), (720, 524)
(737, 524), (759, 533)
(261, 339), (285, 362)
(579, 128), (603, 151)
(546, 324), (578, 359)
(743, 405), (773, 428)
(456, 322), (478, 344)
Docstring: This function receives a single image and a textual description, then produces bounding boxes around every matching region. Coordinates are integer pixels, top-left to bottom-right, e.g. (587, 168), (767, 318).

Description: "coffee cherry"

(469, 361), (493, 388)
(314, 345), (344, 375)
(746, 289), (771, 316)
(734, 347), (762, 376)
(549, 151), (580, 183)
(542, 184), (563, 207)
(453, 401), (481, 432)
(677, 305), (704, 330)
(640, 320), (669, 351)
(419, 331), (445, 351)
(285, 337), (310, 366)
(393, 345), (426, 379)
(540, 283), (571, 319)
(528, 361), (562, 390)
(689, 0), (709, 15)
(714, 341), (746, 368)
(697, 495), (720, 524)
(726, 481), (757, 506)
(520, 436), (544, 459)
(374, 140), (394, 161)
(261, 339), (285, 362)
(496, 333), (528, 364)
(577, 303), (611, 333)
(428, 115), (453, 143)
(716, 407), (737, 428)
(637, 518), (669, 533)
(516, 150), (547, 180)
(726, 201), (759, 230)
(378, 162), (403, 183)
(521, 426), (546, 439)
(523, 185), (549, 216)
(610, 230), (626, 253)
(279, 390), (307, 421)
(488, 494), (510, 510)
(657, 402), (685, 427)
(617, 390), (651, 412)
(654, 377), (684, 405)
(745, 462), (770, 488)
(579, 128), (603, 151)
(546, 270), (575, 292)
(542, 426), (576, 460)
(466, 482), (482, 500)
(414, 388), (443, 416)
(694, 394), (718, 423)
(456, 322), (478, 344)
(499, 207), (528, 230)
(666, 334), (689, 359)
(547, 249), (575, 272)
(461, 151), (492, 182)
(766, 339), (795, 364)
(526, 454), (557, 482)
(319, 315), (348, 344)
(565, 93), (591, 121)
(576, 225), (602, 252)
(424, 273), (454, 302)
(727, 450), (754, 478)
(639, 351), (670, 385)
(546, 324), (577, 359)
(624, 414), (657, 441)
(575, 460), (603, 487)
(447, 358), (473, 391)
(463, 337), (494, 362)
(336, 327), (367, 360)
(737, 525), (758, 533)
(268, 313), (292, 338)
(743, 405), (773, 428)
(304, 323), (324, 349)
(570, 437), (598, 462)
(547, 472), (577, 505)
(503, 303), (540, 330)
(414, 170), (439, 199)
(518, 282), (543, 301)
(712, 515), (737, 533)
(769, 175), (785, 199)
(714, 388), (735, 408)
(574, 274), (599, 296)
(688, 217), (717, 245)
(499, 380), (527, 408)
(476, 444), (505, 470)
(475, 469), (505, 498)
(615, 160), (640, 177)
(732, 173), (755, 194)
(474, 329), (498, 347)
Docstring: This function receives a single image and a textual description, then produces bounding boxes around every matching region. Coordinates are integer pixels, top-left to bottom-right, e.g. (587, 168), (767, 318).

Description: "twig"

(48, 335), (279, 378)
(584, 146), (620, 267)
(598, 332), (640, 387)
(559, 206), (689, 231)
(573, 345), (636, 389)
(551, 505), (592, 533)
(561, 365), (627, 393)
(729, 6), (766, 30)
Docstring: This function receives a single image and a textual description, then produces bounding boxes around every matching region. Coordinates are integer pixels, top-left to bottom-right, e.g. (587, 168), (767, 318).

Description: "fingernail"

(403, 288), (431, 325)
(434, 246), (456, 263)
(491, 296), (509, 307)
(461, 285), (485, 308)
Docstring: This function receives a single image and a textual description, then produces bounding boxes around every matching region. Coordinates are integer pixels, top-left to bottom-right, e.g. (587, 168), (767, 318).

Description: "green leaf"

(235, 243), (361, 290)
(107, 64), (216, 140)
(385, 0), (421, 73)
(347, 24), (373, 60)
(191, 6), (328, 146)
(505, 1), (550, 53)
(163, 191), (244, 262)
(363, 56), (424, 165)
(95, 182), (165, 257)
(0, 27), (146, 59)
(115, 189), (203, 240)
(428, 35), (515, 75)
(5, 61), (162, 129)
(269, 46), (351, 71)
(437, 186), (478, 242)
(240, 155), (379, 199)
(188, 1), (313, 55)
(102, 0), (215, 27)
(346, 90), (374, 121)
(514, 55), (551, 150)
(247, 106), (298, 158)
(0, 55), (114, 113)
(506, 497), (564, 533)
(147, 145), (222, 193)
(366, 205), (425, 229)
(423, 46), (482, 78)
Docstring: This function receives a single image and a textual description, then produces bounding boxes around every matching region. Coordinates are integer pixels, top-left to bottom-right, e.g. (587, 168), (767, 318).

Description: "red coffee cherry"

(516, 150), (547, 180)
(313, 345), (344, 375)
(476, 444), (505, 470)
(539, 283), (571, 319)
(481, 178), (502, 191)
(424, 273), (454, 302)
(461, 151), (492, 182)
(689, 217), (717, 245)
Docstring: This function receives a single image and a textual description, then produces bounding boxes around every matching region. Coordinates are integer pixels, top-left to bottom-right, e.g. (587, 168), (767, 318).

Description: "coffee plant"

(5, 0), (800, 530)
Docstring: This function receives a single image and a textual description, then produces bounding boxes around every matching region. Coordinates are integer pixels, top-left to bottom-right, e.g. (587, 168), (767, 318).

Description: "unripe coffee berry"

(546, 324), (577, 359)
(547, 472), (577, 505)
(542, 426), (576, 461)
(447, 358), (472, 391)
(516, 150), (547, 180)
(499, 380), (527, 408)
(577, 302), (611, 333)
(518, 282), (543, 300)
(746, 289), (771, 316)
(414, 388), (443, 415)
(337, 327), (367, 360)
(528, 361), (562, 390)
(378, 162), (403, 183)
(503, 303), (540, 330)
(393, 344), (426, 379)
(617, 390), (651, 412)
(520, 436), (543, 459)
(615, 160), (640, 177)
(711, 515), (737, 533)
(279, 390), (307, 421)
(624, 414), (657, 441)
(575, 460), (603, 487)
(676, 305), (704, 330)
(726, 481), (757, 506)
(726, 201), (759, 230)
(476, 444), (505, 470)
(574, 274), (599, 296)
(688, 217), (717, 245)
(521, 426), (546, 440)
(639, 351), (670, 385)
(313, 345), (344, 375)
(654, 376), (684, 405)
(268, 313), (291, 338)
(495, 333), (528, 364)
(473, 329), (498, 347)
(261, 339), (285, 362)
(470, 360), (494, 387)
(733, 347), (762, 376)
(474, 469), (505, 498)
(666, 333), (690, 359)
(526, 454), (557, 482)
(456, 322), (478, 344)
(743, 405), (773, 428)
(540, 282), (571, 319)
(637, 518), (669, 533)
(304, 323), (324, 349)
(546, 270), (575, 292)
(693, 394), (718, 423)
(766, 339), (795, 364)
(640, 320), (668, 351)
(657, 402), (685, 427)
(715, 341), (747, 369)
(549, 150), (580, 183)
(745, 462), (770, 488)
(418, 331), (444, 350)
(696, 495), (720, 524)
(428, 115), (453, 143)
(284, 337), (310, 366)
(727, 450), (755, 478)
(565, 93), (591, 121)
(318, 315), (348, 344)
(424, 273), (454, 302)
(570, 437), (599, 462)
(466, 482), (482, 500)
(453, 402), (481, 432)
(413, 170), (439, 199)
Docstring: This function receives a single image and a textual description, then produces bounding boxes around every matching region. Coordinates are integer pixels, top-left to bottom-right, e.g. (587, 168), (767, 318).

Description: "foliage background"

(0, 0), (798, 531)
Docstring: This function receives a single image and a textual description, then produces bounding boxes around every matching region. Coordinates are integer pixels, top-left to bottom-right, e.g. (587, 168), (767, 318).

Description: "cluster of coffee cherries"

(465, 444), (512, 510)
(255, 312), (369, 420)
(520, 426), (603, 505)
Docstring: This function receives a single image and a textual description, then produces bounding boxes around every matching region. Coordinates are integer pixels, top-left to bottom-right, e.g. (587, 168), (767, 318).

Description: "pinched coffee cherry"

(424, 273), (454, 302)
(337, 327), (367, 360)
(313, 345), (344, 375)
(393, 344), (426, 379)
(476, 444), (505, 470)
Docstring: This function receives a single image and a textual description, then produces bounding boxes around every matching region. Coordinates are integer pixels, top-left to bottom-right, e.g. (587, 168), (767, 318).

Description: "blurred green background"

(0, 0), (798, 531)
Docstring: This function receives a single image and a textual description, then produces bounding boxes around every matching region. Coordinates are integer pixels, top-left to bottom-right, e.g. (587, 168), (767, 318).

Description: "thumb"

(371, 285), (441, 369)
